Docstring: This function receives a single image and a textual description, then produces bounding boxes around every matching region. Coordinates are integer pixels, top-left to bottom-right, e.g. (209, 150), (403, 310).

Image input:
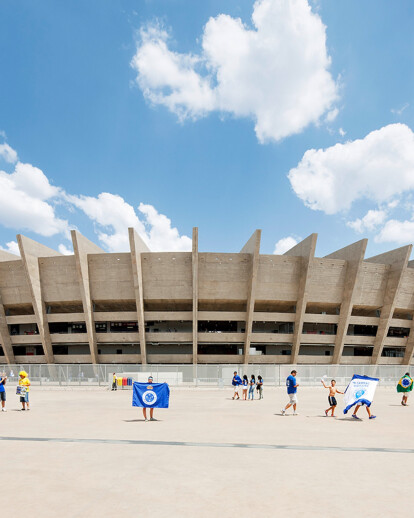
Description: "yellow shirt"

(19, 378), (31, 392)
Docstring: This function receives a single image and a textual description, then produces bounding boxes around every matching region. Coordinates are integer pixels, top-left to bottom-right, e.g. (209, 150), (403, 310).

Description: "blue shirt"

(0, 378), (5, 393)
(286, 375), (297, 394)
(242, 379), (248, 387)
(232, 375), (242, 386)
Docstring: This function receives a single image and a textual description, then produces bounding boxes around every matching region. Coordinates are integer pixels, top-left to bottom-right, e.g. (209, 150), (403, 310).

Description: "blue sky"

(0, 0), (413, 257)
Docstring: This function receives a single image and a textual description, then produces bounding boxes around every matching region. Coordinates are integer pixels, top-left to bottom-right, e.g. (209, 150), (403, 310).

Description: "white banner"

(343, 374), (379, 414)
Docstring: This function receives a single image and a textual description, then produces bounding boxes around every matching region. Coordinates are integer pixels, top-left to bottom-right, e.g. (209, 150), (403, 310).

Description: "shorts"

(328, 396), (337, 406)
(20, 393), (29, 403)
(233, 385), (240, 392)
(288, 393), (297, 404)
(0, 392), (5, 402)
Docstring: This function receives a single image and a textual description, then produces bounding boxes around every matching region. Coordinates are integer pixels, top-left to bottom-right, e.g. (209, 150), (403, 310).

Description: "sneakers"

(351, 414), (359, 419)
(150, 417), (156, 421)
(369, 415), (377, 419)
(325, 410), (328, 416)
(281, 409), (286, 415)
(293, 412), (298, 416)
(144, 418), (148, 422)
(1, 408), (6, 412)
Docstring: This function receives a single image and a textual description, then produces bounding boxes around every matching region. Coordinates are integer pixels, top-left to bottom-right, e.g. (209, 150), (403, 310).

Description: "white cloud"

(375, 219), (414, 245)
(0, 240), (20, 256)
(273, 236), (299, 254)
(338, 127), (346, 137)
(391, 103), (409, 116)
(67, 192), (147, 252)
(325, 107), (339, 123)
(0, 140), (192, 253)
(288, 124), (414, 214)
(0, 162), (69, 237)
(132, 0), (338, 142)
(67, 193), (191, 252)
(138, 203), (192, 251)
(347, 209), (387, 234)
(0, 142), (18, 164)
(58, 244), (73, 255)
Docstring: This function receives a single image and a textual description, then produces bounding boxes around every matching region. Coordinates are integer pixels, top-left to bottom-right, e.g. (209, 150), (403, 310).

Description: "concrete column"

(367, 245), (412, 364)
(17, 235), (61, 364)
(128, 228), (150, 365)
(284, 234), (317, 364)
(241, 230), (261, 364)
(192, 228), (199, 365)
(325, 240), (367, 364)
(0, 250), (20, 363)
(71, 230), (104, 365)
(403, 260), (414, 365)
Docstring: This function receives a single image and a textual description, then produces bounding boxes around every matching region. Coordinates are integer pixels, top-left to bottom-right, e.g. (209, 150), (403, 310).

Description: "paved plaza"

(1, 386), (413, 517)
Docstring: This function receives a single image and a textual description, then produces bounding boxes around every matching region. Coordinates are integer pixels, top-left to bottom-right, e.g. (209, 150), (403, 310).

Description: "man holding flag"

(132, 375), (170, 421)
(397, 372), (413, 406)
(342, 374), (378, 420)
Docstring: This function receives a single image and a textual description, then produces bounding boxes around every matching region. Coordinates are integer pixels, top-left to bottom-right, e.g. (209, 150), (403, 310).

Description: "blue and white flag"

(132, 381), (170, 408)
(343, 374), (379, 414)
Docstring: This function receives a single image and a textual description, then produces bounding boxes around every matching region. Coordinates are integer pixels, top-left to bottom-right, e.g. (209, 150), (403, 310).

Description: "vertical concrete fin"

(192, 228), (199, 365)
(326, 239), (368, 364)
(366, 245), (412, 364)
(129, 228), (147, 365)
(0, 290), (15, 364)
(242, 230), (261, 364)
(285, 234), (318, 364)
(17, 235), (61, 363)
(0, 250), (20, 261)
(71, 230), (103, 364)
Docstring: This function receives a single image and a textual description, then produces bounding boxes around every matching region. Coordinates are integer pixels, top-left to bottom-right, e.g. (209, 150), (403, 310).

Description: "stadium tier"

(0, 229), (413, 366)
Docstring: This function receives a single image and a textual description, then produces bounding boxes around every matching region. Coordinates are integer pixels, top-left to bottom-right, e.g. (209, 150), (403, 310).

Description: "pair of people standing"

(232, 372), (263, 400)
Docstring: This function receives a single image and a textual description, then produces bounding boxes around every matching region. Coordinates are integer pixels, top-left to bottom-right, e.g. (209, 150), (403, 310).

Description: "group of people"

(0, 370), (31, 411)
(232, 372), (263, 400)
(281, 369), (377, 419)
(231, 369), (414, 420)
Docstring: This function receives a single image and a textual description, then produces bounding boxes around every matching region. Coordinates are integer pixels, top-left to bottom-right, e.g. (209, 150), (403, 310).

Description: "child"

(18, 371), (31, 411)
(321, 379), (343, 417)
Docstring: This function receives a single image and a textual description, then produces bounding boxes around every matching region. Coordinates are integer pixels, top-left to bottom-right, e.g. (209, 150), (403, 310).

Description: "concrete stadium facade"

(0, 228), (413, 366)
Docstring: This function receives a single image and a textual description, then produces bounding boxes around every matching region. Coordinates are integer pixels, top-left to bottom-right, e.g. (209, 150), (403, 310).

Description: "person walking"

(18, 370), (31, 411)
(257, 375), (263, 399)
(248, 374), (255, 400)
(321, 379), (343, 417)
(241, 375), (248, 400)
(281, 370), (299, 415)
(232, 371), (242, 399)
(397, 372), (413, 406)
(0, 373), (7, 412)
(112, 372), (117, 391)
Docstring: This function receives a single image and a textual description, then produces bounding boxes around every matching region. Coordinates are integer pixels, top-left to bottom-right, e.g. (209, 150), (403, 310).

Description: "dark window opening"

(49, 322), (87, 334)
(382, 348), (404, 358)
(302, 323), (337, 335)
(9, 324), (39, 336)
(197, 344), (238, 355)
(347, 325), (377, 337)
(12, 345), (43, 356)
(110, 322), (138, 333)
(354, 347), (373, 357)
(53, 345), (69, 355)
(387, 327), (410, 338)
(198, 321), (238, 333)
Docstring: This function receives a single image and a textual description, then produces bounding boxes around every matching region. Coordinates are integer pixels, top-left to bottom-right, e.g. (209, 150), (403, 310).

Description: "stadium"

(1, 227), (413, 367)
